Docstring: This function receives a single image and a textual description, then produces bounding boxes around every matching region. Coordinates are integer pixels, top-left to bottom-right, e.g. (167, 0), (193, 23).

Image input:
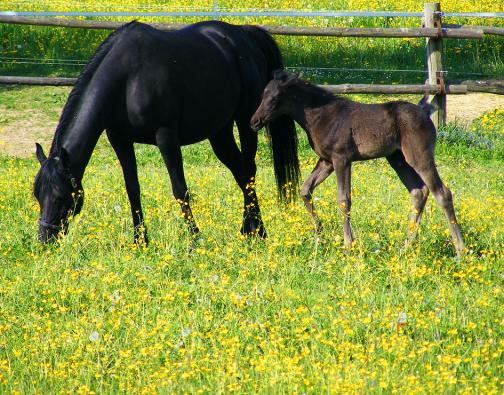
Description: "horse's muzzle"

(38, 219), (66, 243)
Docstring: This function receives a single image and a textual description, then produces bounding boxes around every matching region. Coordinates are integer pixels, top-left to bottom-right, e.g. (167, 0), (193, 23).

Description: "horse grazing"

(251, 72), (464, 256)
(34, 21), (300, 244)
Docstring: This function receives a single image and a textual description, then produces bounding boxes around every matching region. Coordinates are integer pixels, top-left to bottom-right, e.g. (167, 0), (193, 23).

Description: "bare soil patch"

(0, 92), (502, 158)
(447, 93), (504, 125)
(0, 109), (57, 157)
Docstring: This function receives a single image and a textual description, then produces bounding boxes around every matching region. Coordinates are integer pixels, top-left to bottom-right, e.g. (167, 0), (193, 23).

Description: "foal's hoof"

(454, 247), (466, 261)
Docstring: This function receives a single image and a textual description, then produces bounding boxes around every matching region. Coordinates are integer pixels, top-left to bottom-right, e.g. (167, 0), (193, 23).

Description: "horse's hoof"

(187, 232), (202, 255)
(134, 233), (149, 247)
(241, 220), (267, 239)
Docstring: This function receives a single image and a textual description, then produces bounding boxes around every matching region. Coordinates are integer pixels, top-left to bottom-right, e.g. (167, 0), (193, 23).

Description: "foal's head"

(251, 70), (300, 132)
(33, 143), (84, 243)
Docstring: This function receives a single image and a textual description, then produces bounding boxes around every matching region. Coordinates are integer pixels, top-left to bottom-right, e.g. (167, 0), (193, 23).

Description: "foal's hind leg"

(210, 122), (266, 238)
(386, 151), (429, 245)
(333, 156), (354, 249)
(156, 128), (199, 236)
(402, 147), (464, 256)
(300, 158), (333, 233)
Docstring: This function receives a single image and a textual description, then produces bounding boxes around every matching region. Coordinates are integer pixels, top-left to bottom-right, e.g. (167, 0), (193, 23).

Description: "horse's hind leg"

(333, 156), (354, 249)
(300, 158), (333, 233)
(386, 151), (429, 245)
(156, 128), (199, 236)
(107, 131), (148, 245)
(210, 122), (266, 238)
(402, 145), (464, 256)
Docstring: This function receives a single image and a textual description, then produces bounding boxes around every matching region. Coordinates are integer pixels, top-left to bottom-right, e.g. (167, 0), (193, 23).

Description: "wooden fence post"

(424, 2), (446, 127)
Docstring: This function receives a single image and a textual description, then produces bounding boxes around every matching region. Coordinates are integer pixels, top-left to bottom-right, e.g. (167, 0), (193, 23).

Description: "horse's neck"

(60, 89), (108, 180)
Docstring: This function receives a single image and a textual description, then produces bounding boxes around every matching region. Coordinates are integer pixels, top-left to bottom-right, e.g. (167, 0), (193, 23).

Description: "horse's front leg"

(107, 131), (148, 245)
(156, 128), (199, 236)
(333, 156), (354, 249)
(300, 158), (333, 233)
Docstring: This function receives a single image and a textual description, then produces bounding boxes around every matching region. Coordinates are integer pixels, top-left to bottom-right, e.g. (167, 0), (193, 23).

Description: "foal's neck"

(286, 82), (338, 134)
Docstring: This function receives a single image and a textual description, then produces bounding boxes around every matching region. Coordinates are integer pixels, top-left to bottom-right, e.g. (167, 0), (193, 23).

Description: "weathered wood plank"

(0, 76), (469, 94)
(0, 15), (484, 39)
(425, 3), (446, 126)
(447, 79), (504, 95)
(443, 24), (504, 36)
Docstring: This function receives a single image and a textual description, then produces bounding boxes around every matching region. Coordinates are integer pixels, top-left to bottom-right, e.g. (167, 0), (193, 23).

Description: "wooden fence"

(1, 2), (503, 127)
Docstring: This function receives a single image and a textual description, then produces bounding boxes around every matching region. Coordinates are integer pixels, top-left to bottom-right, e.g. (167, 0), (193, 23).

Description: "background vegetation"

(0, 0), (503, 83)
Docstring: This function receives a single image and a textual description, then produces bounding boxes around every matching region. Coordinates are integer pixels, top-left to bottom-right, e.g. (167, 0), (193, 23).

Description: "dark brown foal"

(251, 71), (464, 256)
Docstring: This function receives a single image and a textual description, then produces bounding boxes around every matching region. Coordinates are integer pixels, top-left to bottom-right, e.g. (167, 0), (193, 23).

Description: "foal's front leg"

(300, 158), (333, 233)
(333, 156), (354, 249)
(156, 128), (199, 236)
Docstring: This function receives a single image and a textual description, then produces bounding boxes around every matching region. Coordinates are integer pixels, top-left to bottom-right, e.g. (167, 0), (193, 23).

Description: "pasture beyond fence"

(1, 2), (503, 127)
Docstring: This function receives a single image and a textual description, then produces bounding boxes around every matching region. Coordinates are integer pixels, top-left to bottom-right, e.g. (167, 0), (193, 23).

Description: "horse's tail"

(242, 25), (300, 202)
(50, 21), (139, 155)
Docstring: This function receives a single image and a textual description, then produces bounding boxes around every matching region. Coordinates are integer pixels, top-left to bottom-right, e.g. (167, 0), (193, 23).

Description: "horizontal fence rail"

(443, 24), (504, 36)
(0, 76), (481, 94)
(2, 76), (503, 94)
(0, 16), (486, 38)
(1, 10), (504, 18)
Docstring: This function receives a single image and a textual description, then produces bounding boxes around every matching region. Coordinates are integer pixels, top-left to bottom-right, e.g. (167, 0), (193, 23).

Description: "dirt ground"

(0, 92), (502, 158)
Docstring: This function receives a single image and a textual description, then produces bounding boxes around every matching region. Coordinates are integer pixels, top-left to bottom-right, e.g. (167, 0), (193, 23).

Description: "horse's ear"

(55, 147), (70, 173)
(35, 143), (47, 165)
(60, 147), (70, 169)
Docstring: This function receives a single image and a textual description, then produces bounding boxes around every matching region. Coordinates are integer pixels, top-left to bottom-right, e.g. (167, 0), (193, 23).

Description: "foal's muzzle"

(250, 118), (265, 133)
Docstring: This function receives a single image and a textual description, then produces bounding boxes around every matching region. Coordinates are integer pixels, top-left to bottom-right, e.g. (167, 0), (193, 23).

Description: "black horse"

(34, 21), (299, 243)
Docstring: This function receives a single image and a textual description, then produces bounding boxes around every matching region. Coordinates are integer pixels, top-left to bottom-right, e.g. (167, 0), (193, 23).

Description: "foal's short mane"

(291, 78), (340, 106)
(49, 21), (139, 156)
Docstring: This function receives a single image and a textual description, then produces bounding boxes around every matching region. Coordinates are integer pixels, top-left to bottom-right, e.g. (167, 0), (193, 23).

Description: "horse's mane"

(49, 21), (139, 156)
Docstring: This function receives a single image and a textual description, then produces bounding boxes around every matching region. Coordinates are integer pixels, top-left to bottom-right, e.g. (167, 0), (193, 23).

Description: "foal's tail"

(243, 25), (300, 202)
(418, 94), (438, 116)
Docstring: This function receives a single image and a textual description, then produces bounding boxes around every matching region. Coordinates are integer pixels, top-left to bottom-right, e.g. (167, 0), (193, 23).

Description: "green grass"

(1, 0), (503, 83)
(0, 86), (503, 393)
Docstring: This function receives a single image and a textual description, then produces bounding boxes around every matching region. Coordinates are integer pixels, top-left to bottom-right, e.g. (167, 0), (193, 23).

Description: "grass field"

(0, 85), (503, 393)
(1, 0), (503, 83)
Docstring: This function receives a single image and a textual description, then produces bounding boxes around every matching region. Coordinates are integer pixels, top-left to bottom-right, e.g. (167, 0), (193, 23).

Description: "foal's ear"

(35, 143), (47, 164)
(287, 72), (301, 82)
(273, 69), (289, 81)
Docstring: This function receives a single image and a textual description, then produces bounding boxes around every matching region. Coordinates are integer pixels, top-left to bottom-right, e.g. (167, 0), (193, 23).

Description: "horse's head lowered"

(33, 143), (84, 243)
(251, 70), (300, 132)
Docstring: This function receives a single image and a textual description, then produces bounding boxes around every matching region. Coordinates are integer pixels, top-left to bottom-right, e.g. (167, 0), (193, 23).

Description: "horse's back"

(98, 21), (271, 142)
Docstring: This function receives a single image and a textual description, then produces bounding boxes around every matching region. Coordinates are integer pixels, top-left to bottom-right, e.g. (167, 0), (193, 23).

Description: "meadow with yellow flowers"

(1, 1), (504, 394)
(0, 84), (503, 394)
